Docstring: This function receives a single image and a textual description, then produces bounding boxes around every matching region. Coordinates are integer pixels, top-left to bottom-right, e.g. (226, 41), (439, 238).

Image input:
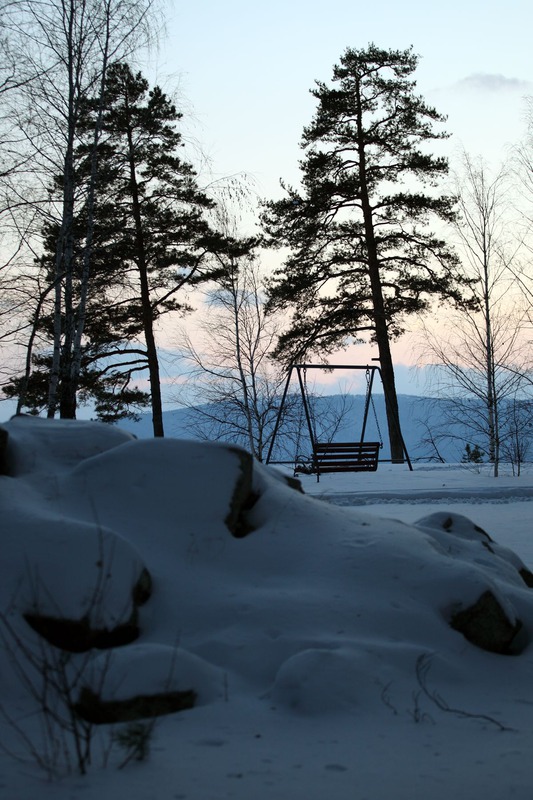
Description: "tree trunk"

(126, 121), (164, 437)
(67, 16), (112, 420)
(356, 83), (404, 462)
(375, 331), (405, 463)
(49, 125), (76, 419)
(48, 0), (80, 419)
(230, 268), (256, 456)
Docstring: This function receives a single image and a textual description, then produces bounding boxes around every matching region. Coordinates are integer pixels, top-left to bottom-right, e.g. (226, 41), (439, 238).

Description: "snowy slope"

(1, 416), (533, 800)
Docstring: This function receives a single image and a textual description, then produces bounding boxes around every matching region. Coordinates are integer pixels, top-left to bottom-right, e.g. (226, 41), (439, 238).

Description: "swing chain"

(303, 367), (318, 444)
(366, 368), (384, 449)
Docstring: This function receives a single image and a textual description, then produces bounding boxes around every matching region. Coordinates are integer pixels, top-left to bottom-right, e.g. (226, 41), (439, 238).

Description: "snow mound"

(84, 643), (225, 705)
(1, 416), (533, 729)
(2, 414), (135, 476)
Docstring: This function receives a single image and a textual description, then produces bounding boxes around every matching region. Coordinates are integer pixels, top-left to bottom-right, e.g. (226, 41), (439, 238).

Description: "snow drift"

(2, 415), (533, 797)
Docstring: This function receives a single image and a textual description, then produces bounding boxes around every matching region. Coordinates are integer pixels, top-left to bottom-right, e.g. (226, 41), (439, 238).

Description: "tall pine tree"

(8, 63), (242, 433)
(85, 62), (230, 436)
(262, 44), (475, 461)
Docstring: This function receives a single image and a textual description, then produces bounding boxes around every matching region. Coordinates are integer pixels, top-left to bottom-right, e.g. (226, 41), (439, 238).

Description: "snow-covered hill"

(120, 393), (531, 465)
(2, 415), (533, 800)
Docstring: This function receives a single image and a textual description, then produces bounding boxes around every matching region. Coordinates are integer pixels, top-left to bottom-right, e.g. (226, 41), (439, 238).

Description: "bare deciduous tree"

(175, 250), (294, 461)
(419, 153), (532, 474)
(0, 0), (159, 418)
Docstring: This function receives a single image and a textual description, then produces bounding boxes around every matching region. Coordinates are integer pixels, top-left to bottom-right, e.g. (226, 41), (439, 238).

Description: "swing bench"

(265, 363), (412, 480)
(311, 440), (381, 479)
(292, 364), (383, 482)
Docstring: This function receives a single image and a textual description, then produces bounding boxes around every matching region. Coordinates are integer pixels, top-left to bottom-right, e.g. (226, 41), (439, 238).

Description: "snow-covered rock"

(2, 416), (533, 734)
(76, 644), (225, 723)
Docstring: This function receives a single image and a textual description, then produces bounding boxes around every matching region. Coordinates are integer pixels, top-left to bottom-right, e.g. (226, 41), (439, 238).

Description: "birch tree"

(0, 0), (158, 418)
(175, 251), (292, 461)
(6, 64), (239, 433)
(420, 155), (532, 475)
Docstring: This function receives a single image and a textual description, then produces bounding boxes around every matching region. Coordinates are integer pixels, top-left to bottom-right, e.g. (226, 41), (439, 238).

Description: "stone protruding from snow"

(0, 424), (8, 475)
(416, 511), (533, 591)
(75, 645), (225, 723)
(224, 446), (258, 537)
(0, 486), (152, 652)
(450, 589), (524, 654)
(23, 566), (153, 653)
(2, 418), (533, 726)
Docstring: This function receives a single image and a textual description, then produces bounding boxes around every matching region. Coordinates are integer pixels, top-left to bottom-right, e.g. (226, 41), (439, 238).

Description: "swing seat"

(312, 441), (380, 481)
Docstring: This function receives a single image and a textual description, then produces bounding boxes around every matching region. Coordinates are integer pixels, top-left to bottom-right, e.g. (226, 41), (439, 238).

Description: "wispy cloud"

(455, 73), (532, 92)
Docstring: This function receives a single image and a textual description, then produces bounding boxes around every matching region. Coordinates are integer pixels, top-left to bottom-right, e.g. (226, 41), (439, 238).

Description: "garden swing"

(266, 363), (411, 481)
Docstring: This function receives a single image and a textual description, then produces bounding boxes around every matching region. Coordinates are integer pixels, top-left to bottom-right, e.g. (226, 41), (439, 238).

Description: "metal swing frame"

(265, 363), (412, 475)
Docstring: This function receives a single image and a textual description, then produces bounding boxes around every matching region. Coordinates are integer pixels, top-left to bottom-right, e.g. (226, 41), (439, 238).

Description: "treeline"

(0, 7), (532, 470)
(0, 0), (255, 436)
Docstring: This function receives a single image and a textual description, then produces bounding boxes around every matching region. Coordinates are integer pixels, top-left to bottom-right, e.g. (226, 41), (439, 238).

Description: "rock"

(283, 474), (304, 493)
(450, 590), (525, 655)
(225, 447), (259, 537)
(417, 511), (533, 589)
(75, 645), (224, 723)
(75, 686), (196, 724)
(519, 567), (533, 588)
(1, 414), (135, 476)
(21, 563), (152, 653)
(223, 445), (304, 537)
(272, 647), (362, 714)
(416, 511), (494, 543)
(131, 567), (153, 606)
(23, 609), (141, 653)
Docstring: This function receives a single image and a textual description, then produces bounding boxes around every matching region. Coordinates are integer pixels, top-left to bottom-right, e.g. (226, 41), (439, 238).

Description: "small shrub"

(462, 443), (485, 464)
(113, 722), (153, 767)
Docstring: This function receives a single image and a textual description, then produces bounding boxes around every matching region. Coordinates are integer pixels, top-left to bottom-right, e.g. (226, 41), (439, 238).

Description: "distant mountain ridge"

(119, 394), (529, 465)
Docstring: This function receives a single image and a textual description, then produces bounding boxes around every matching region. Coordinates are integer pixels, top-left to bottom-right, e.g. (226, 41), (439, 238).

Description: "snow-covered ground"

(1, 417), (533, 800)
(303, 463), (533, 566)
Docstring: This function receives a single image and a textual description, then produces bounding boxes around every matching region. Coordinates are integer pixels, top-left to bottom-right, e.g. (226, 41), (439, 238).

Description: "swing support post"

(265, 365), (294, 465)
(360, 367), (374, 443)
(296, 366), (317, 457)
(266, 362), (412, 471)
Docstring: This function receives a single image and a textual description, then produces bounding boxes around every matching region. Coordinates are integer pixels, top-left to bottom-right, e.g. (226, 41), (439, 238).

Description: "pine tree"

(3, 213), (152, 422)
(262, 44), (475, 462)
(87, 63), (239, 436)
(7, 63), (242, 431)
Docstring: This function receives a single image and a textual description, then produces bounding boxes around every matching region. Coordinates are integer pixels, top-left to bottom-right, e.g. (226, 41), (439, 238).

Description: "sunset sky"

(156, 0), (532, 198)
(3, 2), (530, 421)
(148, 0), (532, 395)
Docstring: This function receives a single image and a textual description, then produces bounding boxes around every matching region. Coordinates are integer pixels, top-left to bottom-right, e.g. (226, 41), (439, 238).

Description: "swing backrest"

(312, 440), (380, 480)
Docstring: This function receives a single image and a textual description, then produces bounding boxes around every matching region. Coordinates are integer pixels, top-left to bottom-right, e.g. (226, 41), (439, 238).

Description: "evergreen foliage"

(77, 62), (234, 433)
(6, 63), (245, 429)
(262, 44), (476, 460)
(462, 443), (485, 463)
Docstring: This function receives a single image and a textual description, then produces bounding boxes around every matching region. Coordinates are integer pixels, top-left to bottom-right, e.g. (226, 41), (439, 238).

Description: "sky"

(2, 1), (531, 422)
(143, 0), (533, 396)
(153, 0), (533, 199)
